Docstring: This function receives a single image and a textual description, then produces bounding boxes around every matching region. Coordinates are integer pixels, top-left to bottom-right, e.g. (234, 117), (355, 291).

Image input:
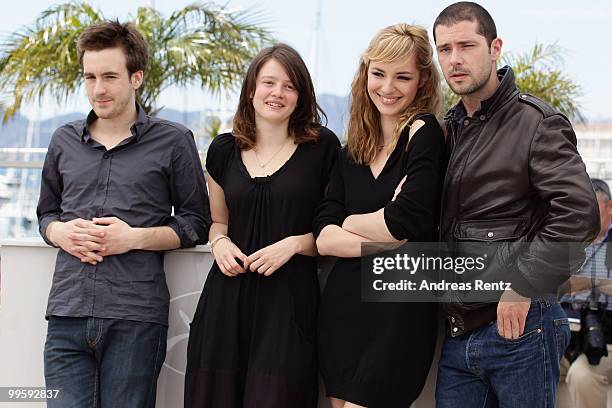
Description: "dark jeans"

(436, 299), (571, 407)
(44, 316), (167, 408)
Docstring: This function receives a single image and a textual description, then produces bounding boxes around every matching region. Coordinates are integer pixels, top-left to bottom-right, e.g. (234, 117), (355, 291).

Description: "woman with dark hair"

(314, 24), (447, 407)
(185, 43), (340, 407)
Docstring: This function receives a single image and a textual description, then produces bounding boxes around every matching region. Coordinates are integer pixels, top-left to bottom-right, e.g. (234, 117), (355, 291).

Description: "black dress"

(185, 128), (340, 408)
(313, 114), (447, 407)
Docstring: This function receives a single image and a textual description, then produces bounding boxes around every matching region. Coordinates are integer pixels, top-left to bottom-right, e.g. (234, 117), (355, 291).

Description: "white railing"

(0, 239), (441, 408)
(0, 240), (213, 407)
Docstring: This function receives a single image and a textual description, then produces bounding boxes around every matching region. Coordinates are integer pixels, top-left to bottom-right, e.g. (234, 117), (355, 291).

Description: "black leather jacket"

(441, 66), (600, 336)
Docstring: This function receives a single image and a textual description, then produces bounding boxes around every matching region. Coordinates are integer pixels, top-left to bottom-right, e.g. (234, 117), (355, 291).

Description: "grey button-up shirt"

(36, 105), (211, 325)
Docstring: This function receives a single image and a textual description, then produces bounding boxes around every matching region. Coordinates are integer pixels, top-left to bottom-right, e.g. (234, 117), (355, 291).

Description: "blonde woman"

(314, 24), (446, 407)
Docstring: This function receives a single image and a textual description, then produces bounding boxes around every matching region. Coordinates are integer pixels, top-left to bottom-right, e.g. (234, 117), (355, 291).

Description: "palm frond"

(504, 42), (583, 122)
(439, 43), (583, 122)
(0, 1), (272, 121)
(0, 2), (103, 122)
(135, 2), (272, 112)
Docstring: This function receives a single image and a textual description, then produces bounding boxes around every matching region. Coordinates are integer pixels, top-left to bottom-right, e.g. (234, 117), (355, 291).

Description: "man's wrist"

(131, 227), (145, 251)
(501, 288), (530, 302)
(45, 221), (62, 247)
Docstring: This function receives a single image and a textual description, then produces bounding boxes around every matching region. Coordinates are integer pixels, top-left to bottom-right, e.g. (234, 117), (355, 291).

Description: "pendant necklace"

(254, 138), (290, 168)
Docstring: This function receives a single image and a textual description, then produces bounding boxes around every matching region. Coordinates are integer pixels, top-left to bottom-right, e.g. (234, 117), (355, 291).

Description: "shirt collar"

(450, 66), (513, 124)
(80, 102), (149, 143)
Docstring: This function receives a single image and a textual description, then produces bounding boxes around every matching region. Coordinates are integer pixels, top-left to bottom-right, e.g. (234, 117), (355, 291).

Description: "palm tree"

(205, 116), (223, 139)
(0, 2), (272, 122)
(440, 43), (584, 122)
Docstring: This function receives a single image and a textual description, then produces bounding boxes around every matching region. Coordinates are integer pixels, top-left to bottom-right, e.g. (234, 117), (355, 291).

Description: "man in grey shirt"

(36, 20), (211, 407)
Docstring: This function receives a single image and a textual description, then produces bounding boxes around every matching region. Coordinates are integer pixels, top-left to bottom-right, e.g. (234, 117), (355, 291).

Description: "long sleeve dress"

(185, 128), (340, 408)
(313, 114), (447, 407)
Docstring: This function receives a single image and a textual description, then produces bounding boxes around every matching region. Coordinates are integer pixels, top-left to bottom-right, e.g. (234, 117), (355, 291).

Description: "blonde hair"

(346, 24), (442, 165)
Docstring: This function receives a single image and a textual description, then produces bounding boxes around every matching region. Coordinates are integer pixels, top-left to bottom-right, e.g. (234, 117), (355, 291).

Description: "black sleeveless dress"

(185, 128), (340, 407)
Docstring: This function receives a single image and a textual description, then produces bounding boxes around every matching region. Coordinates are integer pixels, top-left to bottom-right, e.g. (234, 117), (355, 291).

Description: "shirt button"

(451, 316), (456, 323)
(487, 232), (494, 238)
(453, 327), (458, 333)
(103, 153), (110, 159)
(98, 184), (105, 190)
(463, 119), (469, 126)
(479, 115), (486, 121)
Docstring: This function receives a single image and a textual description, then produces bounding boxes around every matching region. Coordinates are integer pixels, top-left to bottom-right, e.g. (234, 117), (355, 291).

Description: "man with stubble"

(37, 21), (211, 407)
(432, 2), (599, 407)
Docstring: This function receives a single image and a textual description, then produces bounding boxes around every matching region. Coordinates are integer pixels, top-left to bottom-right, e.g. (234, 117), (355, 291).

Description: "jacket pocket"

(451, 218), (528, 304)
(454, 218), (528, 242)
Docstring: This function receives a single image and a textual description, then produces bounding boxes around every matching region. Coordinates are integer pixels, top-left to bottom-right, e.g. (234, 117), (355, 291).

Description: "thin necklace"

(254, 139), (290, 168)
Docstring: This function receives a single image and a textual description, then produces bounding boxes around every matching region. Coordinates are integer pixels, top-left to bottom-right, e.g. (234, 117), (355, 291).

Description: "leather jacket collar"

(445, 65), (518, 123)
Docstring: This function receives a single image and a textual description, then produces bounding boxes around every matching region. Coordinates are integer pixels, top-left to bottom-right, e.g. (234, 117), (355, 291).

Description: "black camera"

(580, 301), (609, 365)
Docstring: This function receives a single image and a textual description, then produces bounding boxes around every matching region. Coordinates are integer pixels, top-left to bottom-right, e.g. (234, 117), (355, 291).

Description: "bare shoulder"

(408, 119), (426, 141)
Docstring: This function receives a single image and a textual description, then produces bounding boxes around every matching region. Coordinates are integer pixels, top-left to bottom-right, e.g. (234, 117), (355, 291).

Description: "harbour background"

(0, 94), (350, 239)
(0, 100), (610, 240)
(1, 0), (611, 240)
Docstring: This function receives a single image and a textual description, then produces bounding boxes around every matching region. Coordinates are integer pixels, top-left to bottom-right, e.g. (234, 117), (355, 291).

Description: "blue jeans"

(436, 299), (570, 408)
(44, 316), (167, 408)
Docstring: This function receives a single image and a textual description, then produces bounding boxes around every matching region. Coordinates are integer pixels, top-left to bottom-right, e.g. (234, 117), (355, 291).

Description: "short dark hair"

(77, 20), (148, 74)
(592, 178), (611, 201)
(433, 2), (497, 46)
(232, 43), (326, 149)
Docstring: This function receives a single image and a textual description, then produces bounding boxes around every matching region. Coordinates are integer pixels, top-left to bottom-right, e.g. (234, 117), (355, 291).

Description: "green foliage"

(0, 3), (100, 122)
(503, 43), (583, 122)
(205, 116), (222, 139)
(0, 1), (272, 122)
(440, 43), (583, 122)
(441, 82), (460, 118)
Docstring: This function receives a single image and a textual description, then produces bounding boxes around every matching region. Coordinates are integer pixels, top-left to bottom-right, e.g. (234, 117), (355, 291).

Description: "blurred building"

(576, 122), (612, 183)
(0, 119), (610, 240)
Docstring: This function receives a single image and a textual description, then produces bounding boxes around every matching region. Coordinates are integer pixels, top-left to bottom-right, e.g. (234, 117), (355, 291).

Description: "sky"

(1, 0), (611, 121)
